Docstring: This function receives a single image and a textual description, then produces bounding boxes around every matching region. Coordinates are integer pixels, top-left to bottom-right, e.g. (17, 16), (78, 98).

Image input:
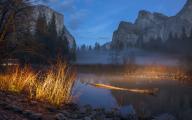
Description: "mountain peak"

(112, 0), (192, 48)
(177, 0), (192, 23)
(183, 0), (192, 11)
(138, 10), (152, 19)
(186, 0), (192, 6)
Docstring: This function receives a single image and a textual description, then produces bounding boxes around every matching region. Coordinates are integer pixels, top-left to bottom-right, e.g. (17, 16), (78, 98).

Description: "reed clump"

(0, 60), (76, 106)
(36, 60), (76, 106)
(0, 65), (37, 94)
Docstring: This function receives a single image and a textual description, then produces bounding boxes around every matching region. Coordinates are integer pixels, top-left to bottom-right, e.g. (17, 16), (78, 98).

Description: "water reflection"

(74, 66), (192, 120)
(73, 80), (118, 109)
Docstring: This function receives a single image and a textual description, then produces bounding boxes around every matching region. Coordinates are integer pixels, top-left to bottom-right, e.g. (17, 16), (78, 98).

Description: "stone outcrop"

(112, 0), (192, 47)
(32, 5), (75, 48)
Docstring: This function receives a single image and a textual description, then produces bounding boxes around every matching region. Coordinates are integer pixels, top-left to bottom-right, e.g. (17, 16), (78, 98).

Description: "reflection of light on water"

(124, 65), (189, 81)
(1, 59), (19, 66)
(89, 83), (159, 95)
(1, 63), (18, 66)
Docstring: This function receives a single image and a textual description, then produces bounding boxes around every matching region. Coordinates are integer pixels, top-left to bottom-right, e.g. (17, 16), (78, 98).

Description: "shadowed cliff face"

(32, 5), (75, 48)
(5, 4), (76, 63)
(177, 0), (192, 22)
(112, 0), (192, 47)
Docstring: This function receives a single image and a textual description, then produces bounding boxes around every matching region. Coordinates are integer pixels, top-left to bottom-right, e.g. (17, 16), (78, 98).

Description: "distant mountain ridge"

(112, 0), (192, 48)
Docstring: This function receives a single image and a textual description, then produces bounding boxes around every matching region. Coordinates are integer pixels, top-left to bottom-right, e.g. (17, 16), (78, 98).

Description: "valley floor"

(76, 49), (180, 66)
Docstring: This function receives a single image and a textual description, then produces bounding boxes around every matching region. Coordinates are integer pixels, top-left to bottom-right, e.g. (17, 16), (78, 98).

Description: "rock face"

(112, 0), (192, 47)
(32, 5), (75, 48)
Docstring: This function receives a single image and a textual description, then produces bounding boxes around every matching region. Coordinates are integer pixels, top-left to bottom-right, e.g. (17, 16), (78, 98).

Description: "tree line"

(0, 0), (75, 65)
(77, 42), (99, 51)
(141, 28), (192, 55)
(112, 27), (192, 55)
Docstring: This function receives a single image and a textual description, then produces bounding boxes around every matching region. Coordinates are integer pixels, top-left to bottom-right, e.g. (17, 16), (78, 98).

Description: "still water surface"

(73, 67), (192, 119)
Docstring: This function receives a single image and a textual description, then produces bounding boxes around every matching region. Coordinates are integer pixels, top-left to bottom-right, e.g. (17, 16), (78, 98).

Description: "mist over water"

(73, 49), (192, 119)
(76, 49), (179, 66)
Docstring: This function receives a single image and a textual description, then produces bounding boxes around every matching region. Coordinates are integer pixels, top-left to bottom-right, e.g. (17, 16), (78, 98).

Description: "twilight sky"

(41, 0), (187, 46)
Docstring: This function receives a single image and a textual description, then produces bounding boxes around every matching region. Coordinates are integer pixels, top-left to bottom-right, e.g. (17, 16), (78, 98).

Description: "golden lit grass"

(36, 61), (76, 106)
(0, 66), (37, 94)
(0, 60), (76, 106)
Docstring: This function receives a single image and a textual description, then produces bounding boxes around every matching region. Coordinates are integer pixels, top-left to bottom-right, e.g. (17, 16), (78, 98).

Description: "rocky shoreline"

(0, 91), (177, 120)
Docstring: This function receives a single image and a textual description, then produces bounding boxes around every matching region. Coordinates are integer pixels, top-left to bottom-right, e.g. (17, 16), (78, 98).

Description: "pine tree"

(94, 42), (101, 50)
(186, 28), (192, 53)
(190, 28), (192, 40)
(168, 32), (173, 42)
(137, 34), (144, 48)
(61, 28), (69, 53)
(70, 41), (77, 61)
(35, 14), (48, 41)
(48, 14), (57, 38)
(81, 44), (86, 51)
(47, 14), (58, 58)
(181, 27), (187, 41)
(166, 32), (173, 47)
(88, 45), (92, 51)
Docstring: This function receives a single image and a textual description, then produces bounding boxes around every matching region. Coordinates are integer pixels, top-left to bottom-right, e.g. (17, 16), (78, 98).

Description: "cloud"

(84, 0), (94, 5)
(60, 0), (75, 11)
(98, 36), (111, 40)
(69, 9), (88, 30)
(39, 0), (92, 31)
(40, 0), (59, 4)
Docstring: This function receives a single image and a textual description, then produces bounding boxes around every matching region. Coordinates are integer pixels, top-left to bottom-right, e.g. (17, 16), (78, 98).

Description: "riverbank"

(0, 91), (179, 120)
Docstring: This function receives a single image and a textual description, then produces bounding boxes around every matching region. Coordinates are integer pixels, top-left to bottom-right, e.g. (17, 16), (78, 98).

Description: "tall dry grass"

(0, 66), (37, 94)
(0, 60), (76, 106)
(36, 61), (76, 106)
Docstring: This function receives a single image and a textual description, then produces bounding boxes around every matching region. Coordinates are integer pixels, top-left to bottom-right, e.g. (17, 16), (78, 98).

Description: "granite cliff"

(32, 5), (75, 48)
(112, 0), (192, 48)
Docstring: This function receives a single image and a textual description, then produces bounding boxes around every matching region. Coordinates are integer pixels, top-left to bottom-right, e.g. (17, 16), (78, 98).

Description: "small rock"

(94, 114), (106, 120)
(181, 109), (192, 120)
(120, 105), (137, 120)
(29, 113), (42, 120)
(105, 108), (120, 118)
(55, 113), (66, 120)
(105, 111), (114, 118)
(94, 108), (105, 114)
(113, 117), (121, 120)
(84, 116), (92, 120)
(30, 101), (38, 105)
(138, 106), (152, 119)
(11, 105), (23, 114)
(81, 105), (93, 114)
(70, 113), (78, 119)
(4, 105), (13, 110)
(47, 106), (58, 112)
(23, 110), (42, 120)
(23, 110), (33, 117)
(89, 111), (97, 118)
(0, 101), (7, 107)
(61, 111), (70, 117)
(153, 113), (176, 120)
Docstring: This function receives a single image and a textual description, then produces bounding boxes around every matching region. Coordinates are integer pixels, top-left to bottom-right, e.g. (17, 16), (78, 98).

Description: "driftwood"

(89, 83), (159, 95)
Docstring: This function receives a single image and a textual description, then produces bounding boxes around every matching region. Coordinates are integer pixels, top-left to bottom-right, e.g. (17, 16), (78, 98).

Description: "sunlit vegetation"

(0, 65), (37, 94)
(0, 60), (76, 106)
(36, 60), (76, 106)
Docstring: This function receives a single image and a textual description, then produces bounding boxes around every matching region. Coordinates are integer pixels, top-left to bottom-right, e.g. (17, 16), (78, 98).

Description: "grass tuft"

(0, 60), (76, 106)
(36, 60), (76, 106)
(0, 65), (37, 94)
